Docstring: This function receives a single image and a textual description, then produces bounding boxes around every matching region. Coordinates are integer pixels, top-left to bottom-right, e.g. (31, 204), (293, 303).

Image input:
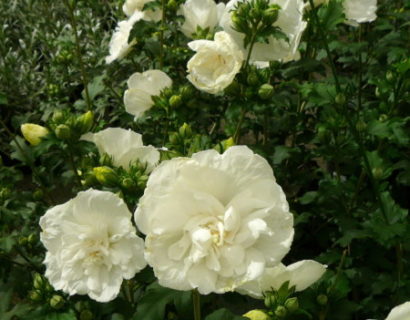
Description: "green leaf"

(273, 146), (291, 165)
(205, 308), (246, 320)
(84, 75), (105, 101)
(317, 0), (345, 31)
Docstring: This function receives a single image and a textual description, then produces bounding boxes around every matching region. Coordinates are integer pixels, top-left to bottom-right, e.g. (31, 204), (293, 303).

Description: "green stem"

(192, 289), (201, 320)
(244, 28), (258, 70)
(67, 144), (82, 187)
(63, 0), (92, 110)
(309, 0), (389, 223)
(159, 0), (166, 69)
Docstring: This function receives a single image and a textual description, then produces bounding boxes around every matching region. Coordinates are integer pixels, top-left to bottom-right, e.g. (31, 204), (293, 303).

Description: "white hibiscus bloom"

(237, 260), (327, 298)
(135, 146), (294, 294)
(220, 0), (307, 62)
(343, 0), (377, 26)
(106, 11), (144, 64)
(123, 0), (162, 21)
(81, 127), (160, 171)
(40, 189), (146, 302)
(386, 301), (410, 320)
(124, 69), (173, 119)
(179, 0), (225, 38)
(187, 31), (244, 94)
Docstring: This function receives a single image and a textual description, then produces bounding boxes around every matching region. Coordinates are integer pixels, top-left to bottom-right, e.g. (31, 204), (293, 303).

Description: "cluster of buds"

(29, 273), (65, 310)
(231, 0), (282, 48)
(260, 282), (300, 319)
(50, 109), (94, 142)
(153, 85), (195, 111)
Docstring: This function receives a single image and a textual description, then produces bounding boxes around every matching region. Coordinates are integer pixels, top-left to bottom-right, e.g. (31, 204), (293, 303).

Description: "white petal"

(386, 301), (410, 320)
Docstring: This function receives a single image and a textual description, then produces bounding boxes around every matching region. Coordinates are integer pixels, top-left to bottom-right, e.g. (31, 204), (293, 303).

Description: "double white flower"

(40, 189), (146, 302)
(124, 69), (173, 119)
(343, 0), (377, 26)
(179, 0), (225, 38)
(385, 301), (410, 320)
(220, 0), (307, 62)
(135, 146), (295, 294)
(187, 31), (244, 94)
(81, 127), (160, 171)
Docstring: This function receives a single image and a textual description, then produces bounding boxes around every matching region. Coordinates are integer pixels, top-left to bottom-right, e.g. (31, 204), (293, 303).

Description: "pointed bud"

(121, 178), (134, 189)
(264, 293), (276, 308)
(21, 124), (49, 146)
(262, 6), (279, 25)
(33, 273), (44, 290)
(76, 111), (94, 134)
(180, 85), (195, 100)
(33, 189), (44, 201)
(316, 294), (328, 306)
(243, 309), (271, 320)
(258, 84), (274, 100)
(93, 166), (118, 186)
(55, 124), (72, 140)
(335, 93), (346, 105)
(29, 290), (42, 302)
(169, 95), (183, 108)
(274, 306), (287, 318)
(52, 110), (65, 123)
(50, 295), (64, 309)
(284, 297), (299, 312)
(179, 123), (192, 137)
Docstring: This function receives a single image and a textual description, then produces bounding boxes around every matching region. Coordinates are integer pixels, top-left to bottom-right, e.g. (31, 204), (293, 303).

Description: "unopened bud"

(76, 111), (94, 134)
(247, 72), (260, 86)
(243, 309), (271, 320)
(180, 85), (194, 100)
(264, 293), (276, 308)
(386, 71), (394, 82)
(33, 189), (44, 201)
(284, 297), (299, 312)
(169, 95), (183, 108)
(55, 124), (72, 140)
(52, 110), (65, 123)
(166, 0), (178, 10)
(316, 294), (328, 306)
(137, 175), (148, 189)
(262, 6), (279, 25)
(80, 310), (94, 320)
(33, 273), (44, 290)
(121, 178), (134, 189)
(29, 290), (42, 302)
(258, 84), (274, 100)
(335, 93), (346, 105)
(50, 295), (65, 309)
(274, 306), (287, 318)
(372, 167), (384, 180)
(21, 124), (49, 146)
(27, 233), (36, 244)
(93, 166), (118, 186)
(179, 123), (192, 137)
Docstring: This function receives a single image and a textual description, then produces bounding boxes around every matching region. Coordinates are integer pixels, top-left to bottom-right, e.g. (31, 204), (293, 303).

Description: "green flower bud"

(179, 123), (192, 137)
(169, 95), (183, 108)
(375, 86), (381, 98)
(379, 114), (388, 122)
(247, 72), (260, 86)
(264, 293), (276, 308)
(335, 93), (346, 105)
(284, 297), (299, 312)
(33, 273), (44, 290)
(55, 124), (72, 140)
(76, 111), (94, 134)
(386, 70), (394, 82)
(47, 84), (59, 96)
(262, 6), (279, 25)
(166, 0), (178, 10)
(27, 233), (36, 244)
(180, 85), (195, 100)
(372, 167), (384, 180)
(93, 166), (118, 186)
(0, 187), (11, 200)
(33, 189), (44, 201)
(258, 84), (274, 100)
(243, 309), (271, 320)
(52, 110), (65, 123)
(137, 175), (148, 189)
(316, 294), (328, 306)
(121, 178), (134, 189)
(80, 310), (94, 320)
(169, 132), (180, 145)
(274, 306), (287, 318)
(99, 153), (113, 166)
(21, 124), (49, 146)
(49, 295), (65, 309)
(29, 290), (42, 302)
(18, 236), (28, 246)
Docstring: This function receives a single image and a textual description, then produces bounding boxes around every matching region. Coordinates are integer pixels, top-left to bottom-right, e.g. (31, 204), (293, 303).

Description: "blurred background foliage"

(0, 0), (409, 319)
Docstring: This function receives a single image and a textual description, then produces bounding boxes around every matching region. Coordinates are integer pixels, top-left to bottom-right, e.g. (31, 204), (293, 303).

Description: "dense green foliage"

(0, 0), (409, 319)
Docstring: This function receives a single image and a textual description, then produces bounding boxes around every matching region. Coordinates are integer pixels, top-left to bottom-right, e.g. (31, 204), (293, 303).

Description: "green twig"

(192, 289), (201, 320)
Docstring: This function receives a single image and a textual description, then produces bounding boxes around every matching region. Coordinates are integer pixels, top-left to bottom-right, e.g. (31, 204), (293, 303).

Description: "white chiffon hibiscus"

(237, 260), (327, 298)
(123, 0), (161, 21)
(187, 31), (244, 94)
(124, 69), (172, 119)
(40, 189), (146, 302)
(106, 11), (144, 64)
(81, 127), (160, 171)
(343, 0), (377, 26)
(179, 0), (225, 38)
(385, 301), (410, 320)
(135, 146), (294, 294)
(220, 0), (307, 62)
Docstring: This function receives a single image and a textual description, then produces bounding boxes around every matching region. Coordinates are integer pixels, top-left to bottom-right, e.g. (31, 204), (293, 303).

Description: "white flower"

(179, 0), (225, 38)
(237, 260), (327, 298)
(386, 302), (410, 320)
(187, 31), (244, 94)
(220, 0), (307, 62)
(40, 189), (146, 302)
(343, 0), (377, 26)
(106, 11), (144, 64)
(124, 69), (172, 119)
(81, 127), (160, 171)
(123, 0), (161, 21)
(135, 146), (294, 294)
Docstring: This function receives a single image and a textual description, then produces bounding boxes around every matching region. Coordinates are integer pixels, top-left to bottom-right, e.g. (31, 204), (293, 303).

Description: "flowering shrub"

(0, 0), (409, 319)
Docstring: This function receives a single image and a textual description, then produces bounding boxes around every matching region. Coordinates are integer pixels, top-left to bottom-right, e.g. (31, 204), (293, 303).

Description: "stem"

(357, 25), (363, 112)
(244, 28), (258, 70)
(159, 0), (166, 69)
(67, 144), (82, 187)
(309, 0), (389, 223)
(63, 0), (92, 110)
(192, 289), (201, 320)
(233, 108), (246, 144)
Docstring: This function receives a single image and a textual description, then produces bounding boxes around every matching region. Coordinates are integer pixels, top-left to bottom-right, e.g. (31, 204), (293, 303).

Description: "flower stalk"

(193, 289), (201, 320)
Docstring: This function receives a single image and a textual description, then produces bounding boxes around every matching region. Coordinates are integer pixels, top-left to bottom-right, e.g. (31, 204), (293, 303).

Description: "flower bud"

(21, 124), (49, 146)
(29, 290), (42, 302)
(80, 310), (94, 320)
(231, 12), (247, 33)
(274, 306), (287, 318)
(379, 114), (388, 122)
(247, 72), (260, 86)
(386, 71), (394, 82)
(121, 178), (134, 189)
(316, 294), (328, 306)
(93, 166), (118, 186)
(47, 84), (59, 96)
(0, 187), (11, 200)
(27, 233), (36, 244)
(55, 124), (72, 141)
(33, 189), (44, 201)
(166, 0), (178, 10)
(137, 175), (148, 189)
(264, 293), (276, 308)
(33, 273), (44, 290)
(372, 167), (384, 180)
(169, 95), (183, 108)
(335, 93), (346, 105)
(258, 84), (274, 100)
(180, 85), (195, 100)
(52, 110), (65, 123)
(284, 297), (299, 312)
(243, 309), (271, 320)
(76, 111), (94, 134)
(179, 123), (192, 137)
(262, 6), (279, 25)
(50, 295), (64, 309)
